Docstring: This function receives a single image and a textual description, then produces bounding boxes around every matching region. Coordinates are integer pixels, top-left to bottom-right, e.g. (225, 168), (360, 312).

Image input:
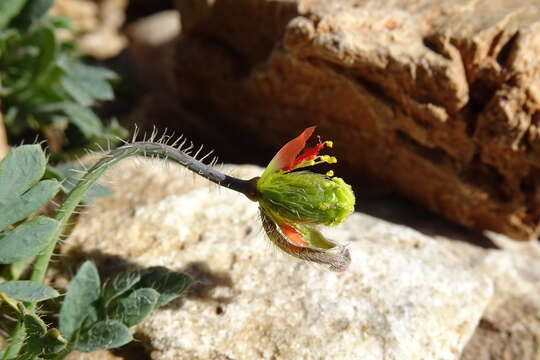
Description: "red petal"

(264, 126), (316, 173)
(284, 140), (325, 171)
(279, 223), (309, 246)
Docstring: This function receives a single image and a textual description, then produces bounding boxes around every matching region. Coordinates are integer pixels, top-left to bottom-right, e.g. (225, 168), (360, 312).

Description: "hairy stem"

(31, 141), (255, 284)
(4, 141), (254, 359)
(1, 323), (24, 360)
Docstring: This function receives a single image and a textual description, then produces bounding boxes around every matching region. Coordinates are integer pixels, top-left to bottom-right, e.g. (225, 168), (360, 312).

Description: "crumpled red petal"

(278, 222), (309, 246)
(260, 208), (351, 272)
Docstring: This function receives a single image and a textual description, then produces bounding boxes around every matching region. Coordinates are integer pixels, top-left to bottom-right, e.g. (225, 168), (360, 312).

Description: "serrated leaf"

(13, 0), (54, 30)
(102, 271), (141, 307)
(0, 0), (28, 30)
(0, 216), (59, 264)
(137, 267), (193, 307)
(59, 261), (101, 340)
(0, 179), (60, 230)
(0, 281), (59, 302)
(108, 288), (159, 327)
(75, 320), (132, 352)
(0, 145), (47, 202)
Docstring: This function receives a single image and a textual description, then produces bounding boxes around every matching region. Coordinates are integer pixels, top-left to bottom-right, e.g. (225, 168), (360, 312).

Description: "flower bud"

(257, 171), (355, 226)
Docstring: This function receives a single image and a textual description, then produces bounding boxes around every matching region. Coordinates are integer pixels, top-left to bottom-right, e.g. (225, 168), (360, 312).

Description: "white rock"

(63, 158), (493, 360)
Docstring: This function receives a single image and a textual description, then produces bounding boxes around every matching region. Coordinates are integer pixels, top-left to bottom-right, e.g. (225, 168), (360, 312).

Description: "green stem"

(1, 322), (24, 360)
(4, 141), (256, 359)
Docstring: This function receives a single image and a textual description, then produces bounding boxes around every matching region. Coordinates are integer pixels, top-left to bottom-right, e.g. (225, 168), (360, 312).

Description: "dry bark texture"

(172, 0), (540, 240)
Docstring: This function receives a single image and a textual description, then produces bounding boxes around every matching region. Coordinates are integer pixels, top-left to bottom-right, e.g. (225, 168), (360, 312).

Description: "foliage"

(0, 0), (127, 158)
(0, 145), (60, 265)
(60, 262), (191, 352)
(0, 145), (192, 359)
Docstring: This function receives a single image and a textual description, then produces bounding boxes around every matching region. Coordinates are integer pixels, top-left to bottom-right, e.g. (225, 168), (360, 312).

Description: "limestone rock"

(170, 0), (540, 240)
(61, 158), (493, 360)
(459, 237), (540, 359)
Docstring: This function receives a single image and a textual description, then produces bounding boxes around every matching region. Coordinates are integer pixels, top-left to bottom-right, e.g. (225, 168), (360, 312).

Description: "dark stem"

(116, 142), (259, 199)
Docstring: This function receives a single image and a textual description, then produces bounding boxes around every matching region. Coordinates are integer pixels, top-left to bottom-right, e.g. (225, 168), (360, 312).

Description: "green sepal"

(257, 171), (355, 226)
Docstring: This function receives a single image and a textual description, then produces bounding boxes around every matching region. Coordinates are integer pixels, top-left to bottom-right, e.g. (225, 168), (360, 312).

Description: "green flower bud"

(257, 170), (355, 226)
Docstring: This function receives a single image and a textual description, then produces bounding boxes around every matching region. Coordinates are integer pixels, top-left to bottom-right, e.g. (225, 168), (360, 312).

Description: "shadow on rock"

(57, 247), (235, 310)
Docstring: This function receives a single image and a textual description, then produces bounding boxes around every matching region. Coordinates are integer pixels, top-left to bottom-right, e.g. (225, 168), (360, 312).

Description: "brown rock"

(171, 0), (540, 240)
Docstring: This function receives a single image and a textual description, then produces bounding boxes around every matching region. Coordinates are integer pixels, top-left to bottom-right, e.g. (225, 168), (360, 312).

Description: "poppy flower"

(254, 126), (355, 271)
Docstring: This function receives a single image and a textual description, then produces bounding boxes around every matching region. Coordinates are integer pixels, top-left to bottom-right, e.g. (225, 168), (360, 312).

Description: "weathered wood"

(173, 0), (540, 240)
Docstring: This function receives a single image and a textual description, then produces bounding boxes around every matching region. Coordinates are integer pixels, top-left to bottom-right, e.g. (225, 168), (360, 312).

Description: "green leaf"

(61, 62), (116, 106)
(75, 320), (132, 352)
(0, 179), (60, 230)
(22, 314), (67, 356)
(38, 102), (103, 138)
(59, 261), (101, 340)
(0, 281), (59, 302)
(23, 313), (47, 339)
(13, 0), (54, 30)
(108, 288), (159, 327)
(13, 352), (41, 360)
(0, 0), (28, 30)
(39, 329), (67, 355)
(137, 267), (193, 307)
(102, 271), (141, 307)
(0, 292), (20, 311)
(0, 145), (47, 202)
(8, 256), (35, 280)
(30, 25), (58, 84)
(0, 216), (59, 264)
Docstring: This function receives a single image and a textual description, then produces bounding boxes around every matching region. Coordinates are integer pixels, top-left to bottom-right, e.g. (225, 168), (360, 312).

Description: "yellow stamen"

(326, 170), (334, 177)
(292, 159), (316, 171)
(320, 155), (337, 164)
(325, 141), (333, 148)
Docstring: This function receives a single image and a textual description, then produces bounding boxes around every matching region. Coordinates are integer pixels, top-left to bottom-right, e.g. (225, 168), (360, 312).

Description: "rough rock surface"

(50, 0), (127, 58)
(459, 236), (540, 359)
(58, 158), (498, 360)
(171, 0), (540, 240)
